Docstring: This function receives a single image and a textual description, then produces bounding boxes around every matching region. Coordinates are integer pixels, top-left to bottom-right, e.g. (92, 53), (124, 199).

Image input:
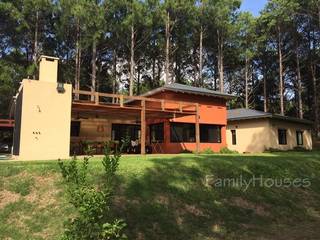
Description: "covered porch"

(70, 90), (200, 155)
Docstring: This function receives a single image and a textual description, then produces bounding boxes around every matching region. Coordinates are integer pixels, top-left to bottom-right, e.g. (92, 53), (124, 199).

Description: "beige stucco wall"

(13, 79), (72, 160)
(227, 118), (271, 153)
(227, 118), (313, 153)
(268, 119), (312, 151)
(39, 56), (59, 83)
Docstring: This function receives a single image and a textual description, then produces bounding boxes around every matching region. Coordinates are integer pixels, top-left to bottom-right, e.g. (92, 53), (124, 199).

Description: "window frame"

(200, 124), (222, 143)
(231, 129), (237, 145)
(296, 130), (304, 146)
(111, 124), (141, 141)
(278, 129), (287, 145)
(149, 122), (164, 143)
(170, 122), (195, 143)
(70, 121), (81, 137)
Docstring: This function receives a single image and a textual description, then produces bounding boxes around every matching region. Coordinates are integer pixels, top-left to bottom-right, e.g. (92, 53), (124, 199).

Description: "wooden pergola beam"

(141, 100), (146, 155)
(195, 103), (200, 154)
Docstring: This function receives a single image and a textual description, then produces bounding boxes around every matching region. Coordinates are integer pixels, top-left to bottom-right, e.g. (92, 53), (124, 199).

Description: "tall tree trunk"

(311, 64), (319, 135)
(33, 10), (39, 79)
(91, 40), (97, 102)
(277, 25), (284, 116)
(217, 29), (224, 93)
(296, 47), (303, 119)
(112, 49), (117, 104)
(129, 24), (135, 96)
(74, 19), (81, 100)
(199, 25), (203, 87)
(165, 10), (170, 84)
(263, 64), (268, 112)
(245, 55), (249, 109)
(137, 66), (140, 95)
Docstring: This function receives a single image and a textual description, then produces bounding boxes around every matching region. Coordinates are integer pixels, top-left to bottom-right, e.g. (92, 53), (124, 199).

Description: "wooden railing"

(0, 119), (14, 127)
(73, 90), (197, 114)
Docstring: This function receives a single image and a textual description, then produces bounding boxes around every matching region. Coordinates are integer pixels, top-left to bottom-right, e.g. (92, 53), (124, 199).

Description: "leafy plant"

(58, 142), (127, 240)
(200, 148), (215, 154)
(219, 147), (238, 154)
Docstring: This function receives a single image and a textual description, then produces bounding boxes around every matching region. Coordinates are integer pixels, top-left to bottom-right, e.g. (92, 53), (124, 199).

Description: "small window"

(170, 123), (195, 143)
(278, 129), (287, 145)
(296, 130), (303, 146)
(150, 123), (164, 143)
(71, 121), (81, 137)
(231, 130), (236, 145)
(200, 124), (222, 143)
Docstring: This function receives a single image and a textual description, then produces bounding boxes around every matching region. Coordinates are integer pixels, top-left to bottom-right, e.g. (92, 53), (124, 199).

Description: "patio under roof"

(72, 90), (201, 154)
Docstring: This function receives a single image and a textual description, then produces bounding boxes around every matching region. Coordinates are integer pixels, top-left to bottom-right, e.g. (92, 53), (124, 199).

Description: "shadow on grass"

(113, 153), (320, 240)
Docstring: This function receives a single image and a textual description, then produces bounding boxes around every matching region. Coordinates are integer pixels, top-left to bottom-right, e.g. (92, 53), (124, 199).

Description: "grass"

(0, 151), (320, 239)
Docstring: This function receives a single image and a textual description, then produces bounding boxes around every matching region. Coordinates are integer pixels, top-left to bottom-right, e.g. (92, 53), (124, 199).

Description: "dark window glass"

(231, 130), (236, 145)
(278, 129), (287, 145)
(112, 124), (140, 141)
(71, 121), (80, 137)
(170, 123), (195, 143)
(200, 124), (222, 143)
(150, 123), (164, 143)
(296, 131), (303, 146)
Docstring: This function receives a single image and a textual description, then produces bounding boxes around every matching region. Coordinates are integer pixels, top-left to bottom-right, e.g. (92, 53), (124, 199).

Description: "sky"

(240, 0), (269, 16)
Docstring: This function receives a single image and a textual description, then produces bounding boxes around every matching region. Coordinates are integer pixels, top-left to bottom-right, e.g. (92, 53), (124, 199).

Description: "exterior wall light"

(57, 82), (65, 93)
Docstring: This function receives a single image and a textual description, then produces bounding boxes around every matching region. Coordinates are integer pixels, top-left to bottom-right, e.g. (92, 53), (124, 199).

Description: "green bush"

(200, 148), (215, 154)
(58, 143), (127, 240)
(219, 147), (238, 154)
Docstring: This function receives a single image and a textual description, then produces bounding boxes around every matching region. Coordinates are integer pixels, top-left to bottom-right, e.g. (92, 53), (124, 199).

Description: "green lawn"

(1, 152), (320, 239)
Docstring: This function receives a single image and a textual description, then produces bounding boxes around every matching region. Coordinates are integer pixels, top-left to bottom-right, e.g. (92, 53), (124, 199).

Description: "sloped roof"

(228, 108), (313, 125)
(141, 83), (235, 99)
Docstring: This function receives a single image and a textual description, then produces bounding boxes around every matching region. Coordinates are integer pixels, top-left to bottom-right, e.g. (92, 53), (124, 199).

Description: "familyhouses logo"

(205, 175), (311, 192)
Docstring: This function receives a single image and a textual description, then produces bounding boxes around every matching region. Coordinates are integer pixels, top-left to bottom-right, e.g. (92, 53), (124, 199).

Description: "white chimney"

(39, 55), (59, 83)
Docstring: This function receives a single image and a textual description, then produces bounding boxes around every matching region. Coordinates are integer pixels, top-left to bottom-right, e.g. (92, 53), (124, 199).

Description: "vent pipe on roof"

(39, 55), (59, 83)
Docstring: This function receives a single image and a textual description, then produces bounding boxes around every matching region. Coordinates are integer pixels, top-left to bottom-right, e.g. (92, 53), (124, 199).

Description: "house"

(11, 56), (234, 160)
(226, 108), (313, 153)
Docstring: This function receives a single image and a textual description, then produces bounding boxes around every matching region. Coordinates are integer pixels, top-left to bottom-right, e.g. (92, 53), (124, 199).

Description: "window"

(70, 121), (80, 137)
(150, 123), (164, 143)
(170, 123), (195, 143)
(200, 124), (222, 143)
(296, 130), (304, 146)
(112, 124), (140, 141)
(278, 129), (287, 145)
(231, 130), (236, 145)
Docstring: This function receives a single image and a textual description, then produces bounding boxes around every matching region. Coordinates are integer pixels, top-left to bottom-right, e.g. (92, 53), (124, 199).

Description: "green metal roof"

(228, 108), (313, 125)
(141, 83), (235, 99)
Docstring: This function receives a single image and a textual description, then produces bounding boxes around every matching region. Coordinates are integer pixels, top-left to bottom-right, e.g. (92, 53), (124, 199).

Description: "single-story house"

(11, 56), (234, 160)
(226, 108), (313, 153)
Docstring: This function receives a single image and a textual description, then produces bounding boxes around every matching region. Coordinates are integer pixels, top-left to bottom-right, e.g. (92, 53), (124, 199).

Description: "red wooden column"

(195, 103), (200, 154)
(141, 100), (146, 154)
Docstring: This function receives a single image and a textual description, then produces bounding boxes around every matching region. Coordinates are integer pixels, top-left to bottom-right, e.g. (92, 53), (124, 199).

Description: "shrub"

(200, 148), (215, 154)
(219, 147), (238, 154)
(58, 142), (127, 240)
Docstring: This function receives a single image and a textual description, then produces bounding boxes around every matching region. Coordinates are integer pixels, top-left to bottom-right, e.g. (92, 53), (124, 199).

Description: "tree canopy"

(0, 0), (319, 135)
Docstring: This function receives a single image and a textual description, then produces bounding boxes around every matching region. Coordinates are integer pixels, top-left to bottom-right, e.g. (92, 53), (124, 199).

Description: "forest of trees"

(0, 0), (319, 136)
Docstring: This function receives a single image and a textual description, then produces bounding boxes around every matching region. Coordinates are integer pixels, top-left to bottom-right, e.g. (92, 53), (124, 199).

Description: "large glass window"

(170, 123), (195, 143)
(278, 129), (287, 145)
(150, 123), (164, 143)
(231, 129), (236, 145)
(70, 121), (81, 137)
(112, 124), (140, 141)
(200, 124), (222, 143)
(296, 130), (303, 146)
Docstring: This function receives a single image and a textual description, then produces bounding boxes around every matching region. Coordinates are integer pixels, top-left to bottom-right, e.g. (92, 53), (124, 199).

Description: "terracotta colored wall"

(146, 91), (228, 153)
